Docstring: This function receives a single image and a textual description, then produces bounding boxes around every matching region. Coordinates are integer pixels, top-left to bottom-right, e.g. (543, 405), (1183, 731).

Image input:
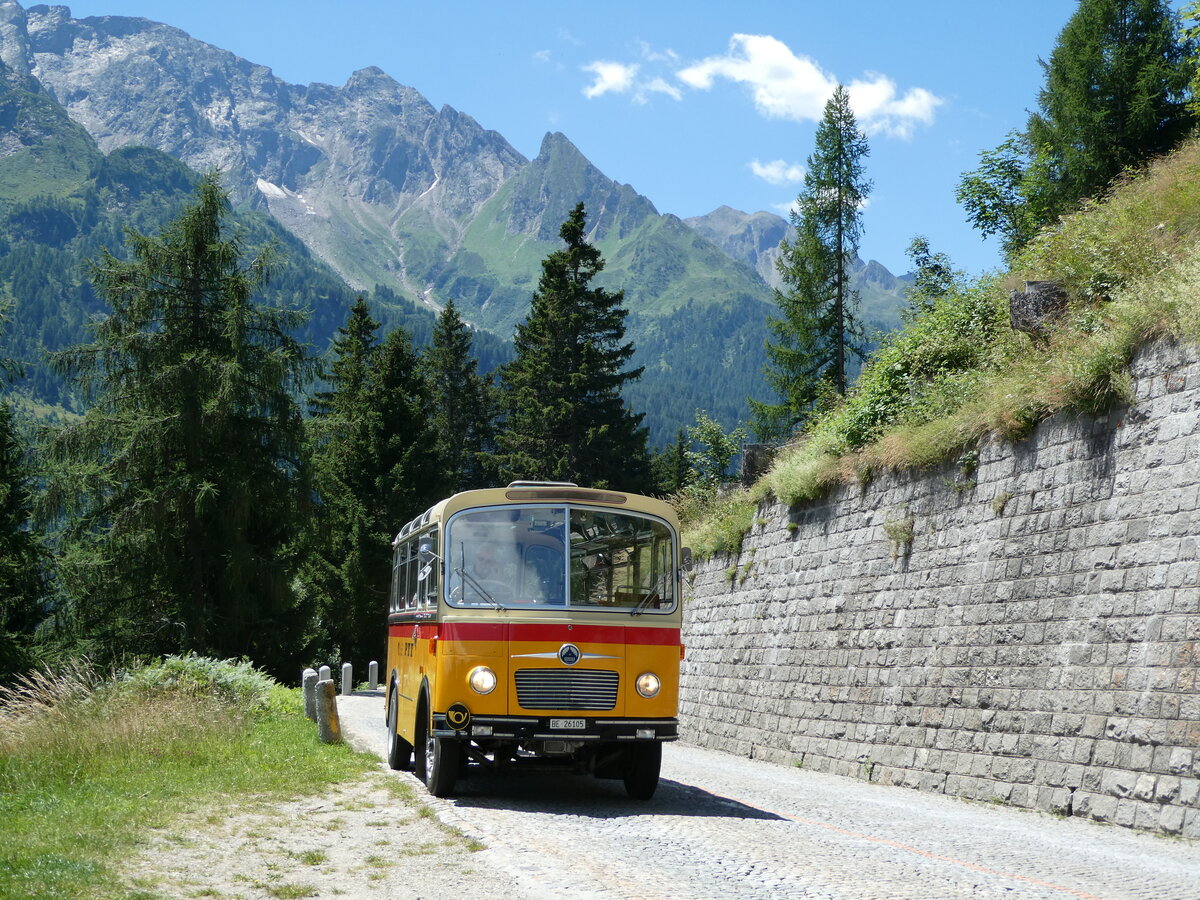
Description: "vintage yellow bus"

(384, 482), (685, 799)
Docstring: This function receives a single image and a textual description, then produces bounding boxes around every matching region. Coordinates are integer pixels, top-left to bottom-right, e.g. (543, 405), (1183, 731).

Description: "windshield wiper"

(454, 566), (505, 609)
(630, 569), (673, 616)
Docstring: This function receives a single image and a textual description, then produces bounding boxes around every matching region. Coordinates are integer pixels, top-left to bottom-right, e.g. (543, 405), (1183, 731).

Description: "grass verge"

(0, 657), (376, 900)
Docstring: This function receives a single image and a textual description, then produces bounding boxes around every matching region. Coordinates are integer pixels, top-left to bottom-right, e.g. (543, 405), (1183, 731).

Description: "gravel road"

(336, 691), (1200, 900)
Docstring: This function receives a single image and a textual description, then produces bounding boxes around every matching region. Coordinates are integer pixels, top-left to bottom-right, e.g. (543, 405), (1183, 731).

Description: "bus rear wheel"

(623, 742), (662, 800)
(386, 689), (412, 771)
(415, 705), (459, 797)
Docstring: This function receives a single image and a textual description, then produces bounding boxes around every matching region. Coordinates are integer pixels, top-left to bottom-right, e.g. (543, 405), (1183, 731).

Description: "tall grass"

(0, 656), (374, 900)
(682, 136), (1200, 558)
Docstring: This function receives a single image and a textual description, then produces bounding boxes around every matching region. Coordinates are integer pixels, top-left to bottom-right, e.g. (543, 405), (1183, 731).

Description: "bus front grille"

(514, 668), (619, 710)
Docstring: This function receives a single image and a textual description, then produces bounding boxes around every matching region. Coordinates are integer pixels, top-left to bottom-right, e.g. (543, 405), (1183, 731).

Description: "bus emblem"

(558, 643), (581, 666)
(446, 703), (471, 731)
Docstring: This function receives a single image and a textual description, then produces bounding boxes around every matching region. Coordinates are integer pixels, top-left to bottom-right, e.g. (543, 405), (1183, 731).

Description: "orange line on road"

(727, 794), (1106, 900)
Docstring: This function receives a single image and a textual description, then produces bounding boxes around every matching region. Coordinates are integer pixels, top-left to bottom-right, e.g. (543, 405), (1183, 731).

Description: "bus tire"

(427, 736), (460, 797)
(623, 742), (661, 801)
(414, 700), (459, 797)
(386, 688), (412, 771)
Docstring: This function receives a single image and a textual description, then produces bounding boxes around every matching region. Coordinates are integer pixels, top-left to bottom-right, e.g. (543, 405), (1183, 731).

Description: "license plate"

(550, 718), (586, 729)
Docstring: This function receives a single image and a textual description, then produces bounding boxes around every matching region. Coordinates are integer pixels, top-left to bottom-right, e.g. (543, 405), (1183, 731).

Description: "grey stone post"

(341, 661), (353, 696)
(316, 678), (342, 744)
(368, 660), (378, 690)
(302, 667), (318, 722)
(318, 664), (331, 682)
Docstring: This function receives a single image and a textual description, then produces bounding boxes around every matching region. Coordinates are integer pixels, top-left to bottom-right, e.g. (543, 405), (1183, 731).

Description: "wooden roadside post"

(316, 678), (342, 744)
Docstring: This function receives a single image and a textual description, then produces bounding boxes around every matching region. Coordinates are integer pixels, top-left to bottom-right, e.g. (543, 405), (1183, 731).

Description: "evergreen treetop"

(958, 0), (1194, 259)
(497, 202), (652, 491)
(751, 85), (870, 441)
(424, 299), (496, 493)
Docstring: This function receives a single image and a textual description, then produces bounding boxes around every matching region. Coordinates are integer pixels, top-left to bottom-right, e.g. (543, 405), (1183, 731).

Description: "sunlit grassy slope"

(0, 657), (375, 900)
(683, 135), (1200, 557)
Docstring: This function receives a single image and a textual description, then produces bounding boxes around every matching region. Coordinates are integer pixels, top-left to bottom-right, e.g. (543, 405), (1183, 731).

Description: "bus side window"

(405, 540), (418, 609)
(391, 547), (402, 612)
(420, 531), (438, 608)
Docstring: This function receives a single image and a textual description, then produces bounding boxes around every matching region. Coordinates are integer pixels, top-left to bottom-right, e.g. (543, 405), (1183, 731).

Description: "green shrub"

(119, 653), (277, 710)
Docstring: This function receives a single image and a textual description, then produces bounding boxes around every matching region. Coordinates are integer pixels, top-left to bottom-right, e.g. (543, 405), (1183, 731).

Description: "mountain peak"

(536, 130), (585, 161)
(346, 65), (389, 83)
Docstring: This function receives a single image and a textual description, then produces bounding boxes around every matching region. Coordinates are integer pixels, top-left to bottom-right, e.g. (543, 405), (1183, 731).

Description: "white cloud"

(678, 34), (941, 139)
(750, 159), (805, 185)
(679, 34), (833, 121)
(636, 40), (679, 65)
(582, 60), (682, 104)
(582, 61), (639, 99)
(643, 76), (682, 102)
(847, 75), (941, 139)
(533, 49), (552, 64)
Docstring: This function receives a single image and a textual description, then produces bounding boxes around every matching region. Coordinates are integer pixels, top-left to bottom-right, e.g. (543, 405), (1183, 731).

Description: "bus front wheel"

(623, 742), (662, 800)
(415, 706), (459, 797)
(386, 689), (412, 771)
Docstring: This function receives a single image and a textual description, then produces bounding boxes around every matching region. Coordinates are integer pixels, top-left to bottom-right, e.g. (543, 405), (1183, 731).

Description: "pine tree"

(371, 326), (443, 535)
(304, 296), (385, 664)
(497, 203), (652, 491)
(44, 174), (315, 675)
(423, 299), (496, 492)
(1, 302), (46, 678)
(0, 393), (46, 677)
(304, 299), (442, 667)
(751, 85), (870, 440)
(959, 0), (1193, 258)
(651, 428), (691, 495)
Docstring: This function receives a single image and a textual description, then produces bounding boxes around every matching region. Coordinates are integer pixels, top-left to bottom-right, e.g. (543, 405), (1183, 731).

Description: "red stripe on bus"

(388, 623), (440, 639)
(440, 622), (505, 642)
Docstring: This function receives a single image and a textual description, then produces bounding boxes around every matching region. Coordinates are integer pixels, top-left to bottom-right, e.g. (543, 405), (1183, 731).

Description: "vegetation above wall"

(682, 136), (1200, 558)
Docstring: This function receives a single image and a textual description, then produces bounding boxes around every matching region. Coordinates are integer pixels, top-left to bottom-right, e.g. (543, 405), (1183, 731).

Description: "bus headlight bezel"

(468, 665), (497, 695)
(635, 671), (661, 699)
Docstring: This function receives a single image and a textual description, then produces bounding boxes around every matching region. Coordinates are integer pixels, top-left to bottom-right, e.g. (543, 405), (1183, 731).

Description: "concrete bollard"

(316, 678), (342, 744)
(341, 662), (353, 696)
(318, 664), (331, 682)
(368, 660), (378, 690)
(302, 668), (318, 722)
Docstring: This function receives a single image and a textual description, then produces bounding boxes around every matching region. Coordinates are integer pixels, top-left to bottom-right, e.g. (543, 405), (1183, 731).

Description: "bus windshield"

(445, 505), (676, 612)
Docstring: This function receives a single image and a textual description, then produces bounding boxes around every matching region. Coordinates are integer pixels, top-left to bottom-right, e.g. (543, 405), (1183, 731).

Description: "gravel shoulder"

(120, 690), (531, 900)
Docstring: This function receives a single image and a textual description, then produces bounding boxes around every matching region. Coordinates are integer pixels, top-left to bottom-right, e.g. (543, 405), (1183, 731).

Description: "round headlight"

(635, 672), (661, 699)
(468, 666), (497, 695)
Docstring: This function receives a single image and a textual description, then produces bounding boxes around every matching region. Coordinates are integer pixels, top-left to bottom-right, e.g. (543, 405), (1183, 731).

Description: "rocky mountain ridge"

(0, 0), (909, 440)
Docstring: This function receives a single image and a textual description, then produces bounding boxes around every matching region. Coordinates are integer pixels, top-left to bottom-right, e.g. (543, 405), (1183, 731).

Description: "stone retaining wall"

(679, 340), (1200, 836)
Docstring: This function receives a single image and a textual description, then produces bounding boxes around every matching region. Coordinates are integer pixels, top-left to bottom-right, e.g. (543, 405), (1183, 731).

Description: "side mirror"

(416, 541), (439, 582)
(680, 546), (693, 573)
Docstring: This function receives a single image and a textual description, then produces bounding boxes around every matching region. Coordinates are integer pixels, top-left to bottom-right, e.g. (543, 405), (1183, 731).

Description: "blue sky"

(55, 1), (1174, 276)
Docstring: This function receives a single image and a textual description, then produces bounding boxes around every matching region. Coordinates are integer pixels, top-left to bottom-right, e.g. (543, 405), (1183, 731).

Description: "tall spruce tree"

(651, 428), (692, 495)
(423, 299), (496, 492)
(44, 174), (314, 675)
(751, 85), (870, 440)
(958, 0), (1193, 258)
(497, 202), (652, 491)
(304, 296), (385, 664)
(304, 299), (441, 667)
(0, 312), (46, 677)
(371, 325), (442, 538)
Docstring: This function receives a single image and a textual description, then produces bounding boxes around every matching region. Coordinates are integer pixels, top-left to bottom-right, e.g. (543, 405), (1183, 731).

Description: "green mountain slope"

(0, 64), (507, 412)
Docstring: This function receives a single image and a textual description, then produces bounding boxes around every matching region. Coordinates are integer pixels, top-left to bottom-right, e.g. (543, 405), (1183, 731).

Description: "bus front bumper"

(432, 714), (678, 742)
